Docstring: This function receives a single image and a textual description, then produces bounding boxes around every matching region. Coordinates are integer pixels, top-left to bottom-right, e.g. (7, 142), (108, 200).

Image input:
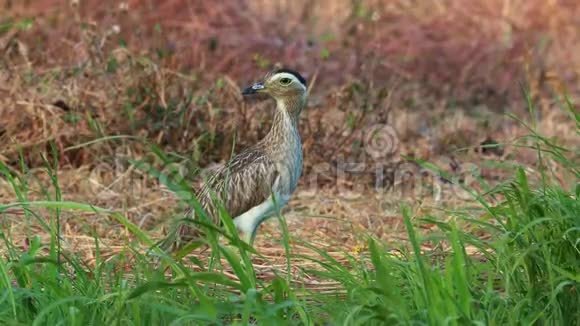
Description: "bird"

(159, 68), (308, 253)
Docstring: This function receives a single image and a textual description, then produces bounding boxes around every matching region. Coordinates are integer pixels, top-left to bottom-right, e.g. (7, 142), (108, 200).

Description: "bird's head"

(242, 68), (308, 100)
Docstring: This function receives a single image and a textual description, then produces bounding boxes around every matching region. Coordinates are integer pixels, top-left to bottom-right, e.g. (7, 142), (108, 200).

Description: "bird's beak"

(241, 82), (265, 95)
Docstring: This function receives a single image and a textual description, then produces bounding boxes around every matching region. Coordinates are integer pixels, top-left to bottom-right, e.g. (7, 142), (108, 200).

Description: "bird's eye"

(279, 77), (292, 85)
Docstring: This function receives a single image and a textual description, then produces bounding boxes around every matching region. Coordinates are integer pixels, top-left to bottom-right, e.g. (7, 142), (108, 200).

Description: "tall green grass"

(0, 98), (578, 325)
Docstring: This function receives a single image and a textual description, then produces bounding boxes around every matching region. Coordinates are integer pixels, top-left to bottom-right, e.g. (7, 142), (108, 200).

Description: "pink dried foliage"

(4, 0), (580, 99)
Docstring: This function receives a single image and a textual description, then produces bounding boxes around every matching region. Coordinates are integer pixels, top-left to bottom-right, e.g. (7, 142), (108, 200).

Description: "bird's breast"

(272, 133), (302, 196)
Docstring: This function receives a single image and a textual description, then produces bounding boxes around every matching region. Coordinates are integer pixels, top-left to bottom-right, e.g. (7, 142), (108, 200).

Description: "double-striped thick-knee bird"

(160, 69), (308, 252)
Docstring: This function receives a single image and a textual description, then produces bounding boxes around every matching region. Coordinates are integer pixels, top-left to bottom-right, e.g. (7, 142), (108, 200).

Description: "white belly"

(233, 193), (291, 235)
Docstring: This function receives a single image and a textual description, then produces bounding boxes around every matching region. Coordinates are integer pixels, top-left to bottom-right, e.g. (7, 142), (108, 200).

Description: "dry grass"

(1, 0), (578, 267)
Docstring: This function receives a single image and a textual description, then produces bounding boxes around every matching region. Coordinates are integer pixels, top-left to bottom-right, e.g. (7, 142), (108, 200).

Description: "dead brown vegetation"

(1, 0), (578, 254)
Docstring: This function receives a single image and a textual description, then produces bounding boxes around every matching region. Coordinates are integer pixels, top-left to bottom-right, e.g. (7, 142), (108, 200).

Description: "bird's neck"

(262, 96), (305, 147)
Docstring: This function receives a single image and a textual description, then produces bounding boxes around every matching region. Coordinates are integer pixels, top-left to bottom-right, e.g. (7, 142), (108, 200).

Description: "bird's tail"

(152, 217), (206, 256)
(149, 203), (221, 264)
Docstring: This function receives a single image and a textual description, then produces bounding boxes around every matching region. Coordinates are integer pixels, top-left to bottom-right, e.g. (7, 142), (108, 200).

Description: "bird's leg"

(242, 230), (256, 247)
(240, 217), (262, 247)
(249, 228), (258, 247)
(237, 230), (257, 269)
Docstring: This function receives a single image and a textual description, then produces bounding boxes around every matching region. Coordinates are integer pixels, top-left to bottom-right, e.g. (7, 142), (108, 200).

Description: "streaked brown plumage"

(160, 68), (308, 252)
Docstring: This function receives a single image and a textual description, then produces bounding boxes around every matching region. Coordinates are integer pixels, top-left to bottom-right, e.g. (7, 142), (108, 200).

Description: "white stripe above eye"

(270, 72), (306, 89)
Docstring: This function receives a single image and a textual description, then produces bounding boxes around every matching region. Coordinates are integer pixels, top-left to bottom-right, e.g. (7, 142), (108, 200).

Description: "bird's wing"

(196, 147), (279, 223)
(159, 148), (278, 252)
